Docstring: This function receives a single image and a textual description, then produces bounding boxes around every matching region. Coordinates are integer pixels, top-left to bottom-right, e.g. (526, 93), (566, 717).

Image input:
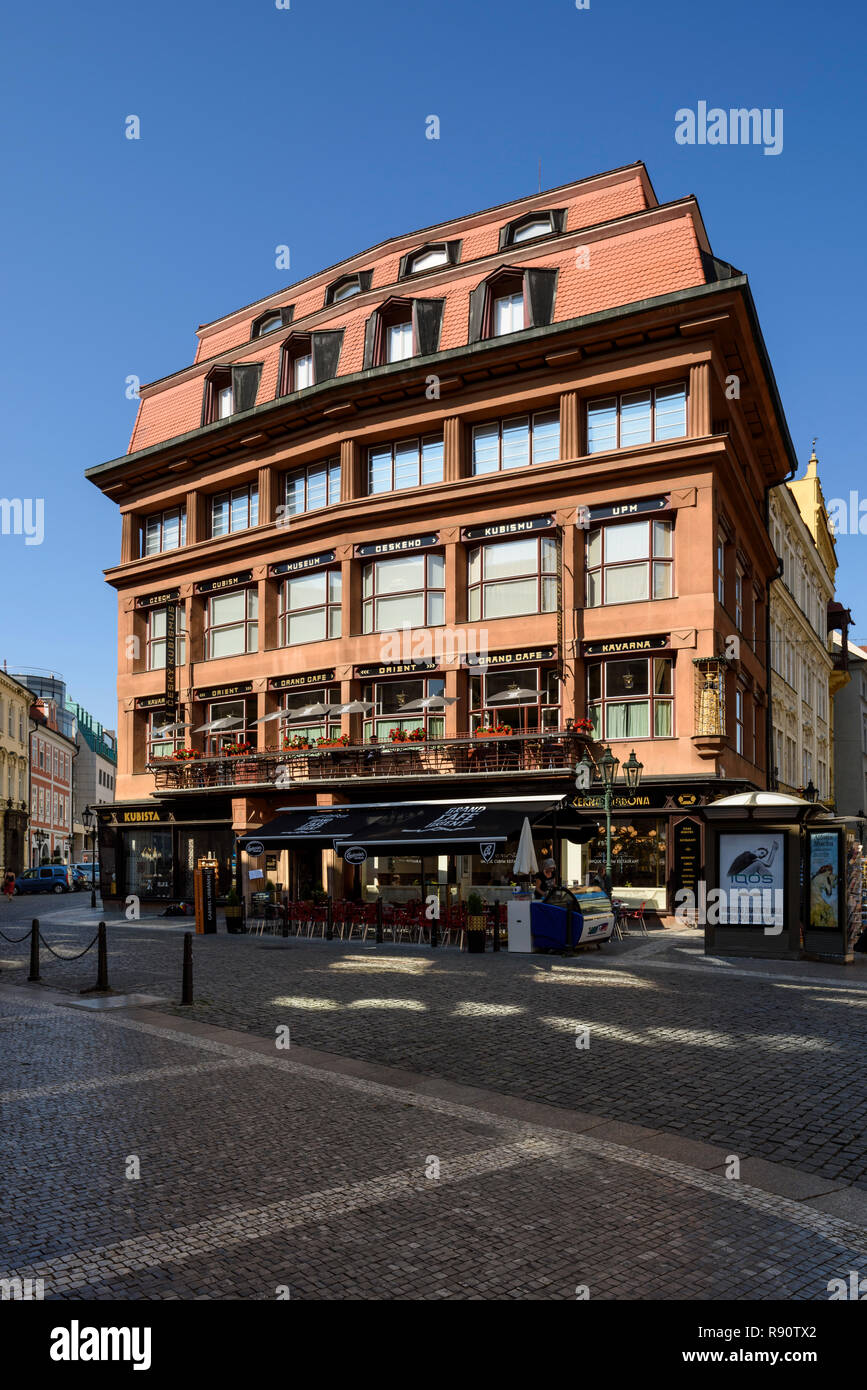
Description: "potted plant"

(466, 891), (487, 953)
(282, 734), (311, 750)
(225, 741), (253, 756)
(474, 723), (512, 738)
(224, 886), (243, 934)
(172, 747), (200, 761)
(316, 732), (352, 747)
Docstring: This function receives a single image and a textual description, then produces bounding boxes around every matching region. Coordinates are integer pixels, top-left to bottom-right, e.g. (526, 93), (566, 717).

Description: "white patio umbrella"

(153, 721), (192, 736)
(288, 702), (336, 718)
(334, 700), (373, 714)
(250, 710), (285, 725)
(401, 695), (457, 711)
(513, 818), (539, 877)
(488, 687), (539, 703)
(193, 716), (244, 733)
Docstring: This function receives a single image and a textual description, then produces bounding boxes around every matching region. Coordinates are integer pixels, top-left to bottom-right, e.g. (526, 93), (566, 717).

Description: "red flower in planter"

(474, 724), (512, 738)
(225, 742), (253, 756)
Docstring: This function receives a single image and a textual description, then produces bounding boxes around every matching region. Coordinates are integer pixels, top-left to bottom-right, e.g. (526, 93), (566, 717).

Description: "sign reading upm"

(343, 845), (367, 864)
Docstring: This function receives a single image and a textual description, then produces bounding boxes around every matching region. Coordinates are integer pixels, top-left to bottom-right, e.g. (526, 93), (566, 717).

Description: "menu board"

(672, 818), (701, 902)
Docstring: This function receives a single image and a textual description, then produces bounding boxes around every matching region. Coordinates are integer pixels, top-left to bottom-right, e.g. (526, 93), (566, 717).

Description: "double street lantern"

(81, 805), (98, 909)
(577, 746), (644, 895)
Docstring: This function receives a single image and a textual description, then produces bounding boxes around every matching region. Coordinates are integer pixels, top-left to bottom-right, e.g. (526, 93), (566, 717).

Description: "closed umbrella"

(513, 818), (539, 877)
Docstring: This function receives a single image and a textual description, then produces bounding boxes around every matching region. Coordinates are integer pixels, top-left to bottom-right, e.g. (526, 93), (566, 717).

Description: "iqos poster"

(718, 833), (784, 927)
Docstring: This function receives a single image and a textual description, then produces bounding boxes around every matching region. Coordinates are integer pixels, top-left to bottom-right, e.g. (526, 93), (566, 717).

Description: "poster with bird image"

(718, 832), (785, 926)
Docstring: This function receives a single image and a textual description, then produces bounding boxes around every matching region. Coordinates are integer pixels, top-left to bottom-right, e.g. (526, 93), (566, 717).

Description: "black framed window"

(282, 458), (341, 517)
(367, 434), (444, 495)
(468, 266), (557, 343)
(586, 383), (687, 454)
(205, 589), (258, 659)
(362, 553), (444, 633)
(362, 298), (445, 368)
(585, 519), (673, 606)
(251, 306), (293, 338)
(278, 330), (344, 395)
(468, 536), (557, 621)
(588, 657), (674, 740)
(279, 569), (342, 646)
(206, 698), (256, 755)
(499, 208), (566, 248)
(324, 271), (372, 306)
(147, 713), (185, 760)
(470, 666), (560, 732)
(362, 677), (446, 740)
(211, 484), (259, 537)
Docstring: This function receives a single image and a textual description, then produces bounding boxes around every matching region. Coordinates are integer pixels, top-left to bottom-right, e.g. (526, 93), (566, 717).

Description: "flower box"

(474, 724), (512, 738)
(316, 734), (352, 747)
(282, 736), (311, 750)
(388, 728), (427, 743)
(225, 743), (253, 756)
(171, 749), (200, 761)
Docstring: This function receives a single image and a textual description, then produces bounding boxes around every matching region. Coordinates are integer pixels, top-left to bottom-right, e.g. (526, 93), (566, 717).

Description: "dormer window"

(468, 266), (558, 344)
(324, 271), (373, 306)
(250, 306), (293, 338)
(362, 297), (445, 369)
(399, 240), (461, 279)
(278, 330), (345, 395)
(202, 364), (263, 424)
(499, 208), (566, 249)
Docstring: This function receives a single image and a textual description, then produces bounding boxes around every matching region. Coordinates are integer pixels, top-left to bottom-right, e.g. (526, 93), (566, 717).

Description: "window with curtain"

(585, 519), (673, 606)
(472, 410), (560, 473)
(279, 570), (342, 646)
(362, 553), (444, 633)
(206, 590), (258, 659)
(362, 677), (446, 741)
(588, 657), (673, 740)
(494, 291), (524, 335)
(468, 536), (557, 621)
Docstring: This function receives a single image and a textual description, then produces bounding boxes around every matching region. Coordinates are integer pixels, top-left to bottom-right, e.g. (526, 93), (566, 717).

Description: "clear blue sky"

(1, 0), (865, 727)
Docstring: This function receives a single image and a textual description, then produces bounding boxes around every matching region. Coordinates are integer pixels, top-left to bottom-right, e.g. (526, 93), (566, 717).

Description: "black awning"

(239, 798), (563, 856)
(332, 799), (561, 858)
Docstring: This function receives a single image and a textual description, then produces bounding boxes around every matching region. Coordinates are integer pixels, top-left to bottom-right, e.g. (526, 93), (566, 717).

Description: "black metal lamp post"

(803, 779), (820, 804)
(82, 806), (97, 908)
(66, 833), (74, 863)
(577, 746), (644, 896)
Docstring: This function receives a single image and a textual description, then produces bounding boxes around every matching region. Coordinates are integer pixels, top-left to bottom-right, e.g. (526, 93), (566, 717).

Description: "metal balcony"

(148, 729), (590, 792)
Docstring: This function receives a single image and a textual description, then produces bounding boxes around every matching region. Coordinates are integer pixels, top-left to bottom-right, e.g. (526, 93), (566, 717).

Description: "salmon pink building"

(86, 162), (796, 912)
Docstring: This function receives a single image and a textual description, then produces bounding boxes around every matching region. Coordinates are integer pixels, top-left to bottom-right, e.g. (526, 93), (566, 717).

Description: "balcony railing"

(148, 730), (590, 792)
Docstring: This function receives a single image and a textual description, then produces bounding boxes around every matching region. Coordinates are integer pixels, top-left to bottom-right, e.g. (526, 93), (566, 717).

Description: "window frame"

(587, 656), (675, 742)
(366, 434), (444, 496)
(278, 568), (342, 647)
(471, 410), (560, 475)
(468, 535), (558, 622)
(142, 507), (187, 557)
(585, 518), (674, 608)
(362, 552), (445, 634)
(469, 665), (561, 733)
(146, 606), (187, 672)
(362, 677), (446, 741)
(281, 457), (341, 518)
(280, 684), (342, 745)
(210, 483), (260, 538)
(585, 382), (688, 455)
(205, 587), (259, 661)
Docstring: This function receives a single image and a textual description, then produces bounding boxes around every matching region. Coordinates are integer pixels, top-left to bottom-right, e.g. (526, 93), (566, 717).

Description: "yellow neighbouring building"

(0, 669), (32, 878)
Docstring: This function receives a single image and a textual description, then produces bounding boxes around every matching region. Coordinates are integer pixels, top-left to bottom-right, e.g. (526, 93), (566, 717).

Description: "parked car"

(73, 861), (100, 886)
(15, 865), (73, 894)
(71, 867), (90, 891)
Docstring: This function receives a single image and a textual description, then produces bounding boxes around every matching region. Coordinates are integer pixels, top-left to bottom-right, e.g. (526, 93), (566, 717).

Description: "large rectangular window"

(143, 507), (186, 556)
(362, 677), (446, 741)
(472, 410), (560, 474)
(211, 484), (259, 537)
(362, 553), (444, 633)
(147, 713), (185, 760)
(206, 589), (258, 659)
(588, 657), (674, 740)
(586, 383), (687, 454)
(367, 435), (444, 495)
(470, 666), (561, 733)
(282, 459), (340, 518)
(281, 684), (341, 745)
(586, 519), (672, 606)
(279, 570), (342, 646)
(468, 536), (557, 621)
(147, 607), (187, 670)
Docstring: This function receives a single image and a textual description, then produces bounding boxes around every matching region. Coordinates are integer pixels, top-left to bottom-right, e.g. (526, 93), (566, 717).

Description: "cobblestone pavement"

(3, 912), (867, 1195)
(2, 989), (867, 1300)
